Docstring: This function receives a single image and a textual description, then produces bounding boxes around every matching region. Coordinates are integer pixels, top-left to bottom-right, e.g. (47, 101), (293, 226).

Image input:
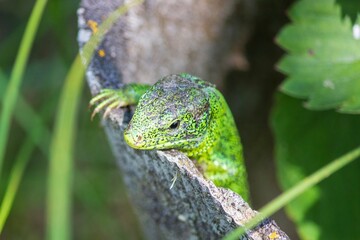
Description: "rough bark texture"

(78, 1), (290, 239)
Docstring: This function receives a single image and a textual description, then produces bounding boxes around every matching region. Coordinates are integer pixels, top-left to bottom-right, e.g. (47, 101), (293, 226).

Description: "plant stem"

(0, 140), (33, 233)
(223, 145), (360, 240)
(0, 71), (52, 235)
(46, 55), (84, 240)
(46, 2), (145, 239)
(0, 0), (48, 178)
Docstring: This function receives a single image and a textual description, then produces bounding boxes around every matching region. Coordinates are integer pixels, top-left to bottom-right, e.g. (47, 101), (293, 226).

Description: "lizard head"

(124, 74), (211, 150)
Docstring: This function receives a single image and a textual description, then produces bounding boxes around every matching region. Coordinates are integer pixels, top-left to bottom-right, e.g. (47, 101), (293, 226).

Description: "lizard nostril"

(136, 134), (143, 142)
(129, 129), (143, 144)
(124, 127), (144, 148)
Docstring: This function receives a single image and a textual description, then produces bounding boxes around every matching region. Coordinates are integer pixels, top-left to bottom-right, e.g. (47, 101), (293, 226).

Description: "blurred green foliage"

(274, 0), (360, 239)
(272, 93), (360, 239)
(0, 0), (141, 239)
(2, 0), (359, 239)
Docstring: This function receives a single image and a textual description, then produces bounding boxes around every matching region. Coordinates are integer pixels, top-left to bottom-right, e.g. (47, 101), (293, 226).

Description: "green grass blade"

(0, 72), (50, 155)
(223, 146), (360, 240)
(0, 71), (53, 234)
(0, 139), (34, 233)
(0, 0), (48, 178)
(0, 72), (51, 152)
(46, 55), (84, 240)
(46, 1), (144, 239)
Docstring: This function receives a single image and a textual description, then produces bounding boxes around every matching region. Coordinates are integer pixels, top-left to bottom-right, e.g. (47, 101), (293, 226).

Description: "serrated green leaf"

(276, 0), (360, 113)
(336, 0), (360, 23)
(271, 93), (360, 239)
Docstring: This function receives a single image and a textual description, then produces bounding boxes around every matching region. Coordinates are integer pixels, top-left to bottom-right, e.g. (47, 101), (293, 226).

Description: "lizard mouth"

(124, 129), (146, 149)
(124, 129), (203, 150)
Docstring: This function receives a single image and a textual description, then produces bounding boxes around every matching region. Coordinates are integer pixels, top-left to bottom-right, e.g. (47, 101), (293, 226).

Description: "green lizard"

(90, 73), (249, 201)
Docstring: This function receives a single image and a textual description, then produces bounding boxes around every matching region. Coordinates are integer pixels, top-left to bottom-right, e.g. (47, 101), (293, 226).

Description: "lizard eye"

(169, 120), (180, 130)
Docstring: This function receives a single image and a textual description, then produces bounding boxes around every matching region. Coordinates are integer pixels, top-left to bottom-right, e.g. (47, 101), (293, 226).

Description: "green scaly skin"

(91, 74), (249, 201)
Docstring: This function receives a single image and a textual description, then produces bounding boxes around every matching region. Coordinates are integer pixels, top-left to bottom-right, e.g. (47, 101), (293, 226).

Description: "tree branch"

(78, 0), (290, 239)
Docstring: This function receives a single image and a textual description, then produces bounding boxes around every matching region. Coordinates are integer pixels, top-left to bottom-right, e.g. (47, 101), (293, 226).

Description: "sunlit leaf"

(277, 0), (360, 113)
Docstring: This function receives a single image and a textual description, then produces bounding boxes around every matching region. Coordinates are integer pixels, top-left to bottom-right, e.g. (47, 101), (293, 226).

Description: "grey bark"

(77, 1), (290, 239)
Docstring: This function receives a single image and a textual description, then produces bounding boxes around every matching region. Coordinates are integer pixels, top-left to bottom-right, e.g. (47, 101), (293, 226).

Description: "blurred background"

(4, 0), (345, 239)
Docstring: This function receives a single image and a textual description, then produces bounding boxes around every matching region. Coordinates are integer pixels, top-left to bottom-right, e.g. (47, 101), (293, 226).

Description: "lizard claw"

(91, 108), (100, 121)
(89, 90), (115, 106)
(90, 88), (129, 119)
(91, 96), (119, 120)
(103, 101), (123, 119)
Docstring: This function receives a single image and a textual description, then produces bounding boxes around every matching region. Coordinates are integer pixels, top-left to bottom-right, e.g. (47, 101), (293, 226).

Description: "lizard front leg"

(90, 83), (150, 119)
